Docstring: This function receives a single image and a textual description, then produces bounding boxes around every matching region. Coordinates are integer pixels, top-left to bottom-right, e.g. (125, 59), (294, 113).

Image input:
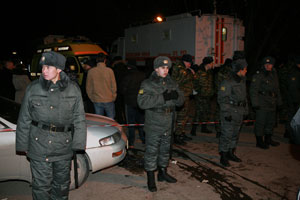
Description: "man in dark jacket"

(250, 56), (282, 149)
(121, 64), (146, 148)
(16, 51), (87, 200)
(218, 59), (248, 167)
(137, 56), (184, 192)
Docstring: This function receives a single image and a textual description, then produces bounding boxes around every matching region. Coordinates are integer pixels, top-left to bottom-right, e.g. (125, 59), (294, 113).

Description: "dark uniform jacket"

(287, 65), (300, 105)
(16, 71), (87, 162)
(218, 73), (248, 119)
(121, 67), (146, 108)
(137, 72), (184, 133)
(250, 67), (282, 111)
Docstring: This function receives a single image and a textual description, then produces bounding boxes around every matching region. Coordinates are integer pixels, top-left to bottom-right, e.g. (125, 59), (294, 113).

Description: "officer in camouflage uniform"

(214, 58), (233, 138)
(286, 55), (300, 142)
(190, 56), (214, 135)
(250, 56), (282, 149)
(137, 56), (184, 192)
(16, 51), (87, 200)
(171, 54), (194, 144)
(218, 59), (248, 167)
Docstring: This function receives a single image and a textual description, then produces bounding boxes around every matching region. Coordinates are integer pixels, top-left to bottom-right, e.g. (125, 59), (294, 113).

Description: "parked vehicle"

(0, 96), (127, 189)
(30, 35), (107, 85)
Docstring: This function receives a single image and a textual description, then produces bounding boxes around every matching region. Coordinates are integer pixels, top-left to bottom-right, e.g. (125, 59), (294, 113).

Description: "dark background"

(1, 0), (299, 73)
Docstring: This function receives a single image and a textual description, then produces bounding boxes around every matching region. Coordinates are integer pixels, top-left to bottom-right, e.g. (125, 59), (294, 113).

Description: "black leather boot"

(174, 135), (186, 145)
(146, 171), (157, 192)
(265, 135), (280, 146)
(201, 124), (212, 133)
(227, 148), (242, 162)
(256, 136), (269, 149)
(220, 151), (230, 167)
(181, 132), (192, 141)
(157, 167), (177, 183)
(190, 124), (198, 136)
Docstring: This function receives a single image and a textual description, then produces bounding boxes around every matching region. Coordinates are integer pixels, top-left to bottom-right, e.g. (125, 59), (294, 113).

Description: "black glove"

(163, 90), (172, 101)
(169, 90), (179, 100)
(163, 90), (178, 101)
(225, 116), (232, 122)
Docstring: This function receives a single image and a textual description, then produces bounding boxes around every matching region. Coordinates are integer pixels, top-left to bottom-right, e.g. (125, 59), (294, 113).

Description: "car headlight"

(99, 131), (121, 147)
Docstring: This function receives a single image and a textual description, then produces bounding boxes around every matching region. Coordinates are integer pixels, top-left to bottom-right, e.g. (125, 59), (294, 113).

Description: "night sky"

(1, 0), (299, 68)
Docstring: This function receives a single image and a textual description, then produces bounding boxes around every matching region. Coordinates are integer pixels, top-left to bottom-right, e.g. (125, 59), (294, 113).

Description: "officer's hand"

(163, 90), (172, 101)
(170, 90), (179, 100)
(225, 116), (232, 122)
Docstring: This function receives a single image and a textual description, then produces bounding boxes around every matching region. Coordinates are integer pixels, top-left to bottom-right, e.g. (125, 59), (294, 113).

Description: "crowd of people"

(1, 50), (300, 195)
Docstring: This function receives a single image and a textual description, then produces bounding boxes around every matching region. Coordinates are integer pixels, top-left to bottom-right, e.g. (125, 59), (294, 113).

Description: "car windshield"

(0, 97), (21, 124)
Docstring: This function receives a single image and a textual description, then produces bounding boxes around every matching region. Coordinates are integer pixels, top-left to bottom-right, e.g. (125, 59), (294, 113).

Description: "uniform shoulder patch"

(220, 86), (226, 91)
(138, 89), (144, 94)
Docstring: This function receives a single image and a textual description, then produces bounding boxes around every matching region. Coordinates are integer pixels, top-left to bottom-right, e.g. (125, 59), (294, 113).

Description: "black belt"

(150, 107), (175, 114)
(229, 100), (247, 107)
(258, 91), (277, 98)
(31, 121), (72, 132)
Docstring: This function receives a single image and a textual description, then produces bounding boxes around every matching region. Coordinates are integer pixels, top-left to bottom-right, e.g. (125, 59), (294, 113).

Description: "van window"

(65, 57), (79, 73)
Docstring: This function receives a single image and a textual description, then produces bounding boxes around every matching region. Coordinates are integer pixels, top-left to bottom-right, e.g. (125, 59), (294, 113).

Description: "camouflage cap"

(182, 54), (193, 64)
(202, 56), (214, 65)
(39, 51), (66, 70)
(262, 56), (275, 65)
(153, 56), (172, 69)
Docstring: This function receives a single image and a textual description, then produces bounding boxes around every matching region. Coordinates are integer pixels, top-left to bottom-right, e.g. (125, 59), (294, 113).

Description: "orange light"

(156, 16), (163, 22)
(112, 149), (123, 157)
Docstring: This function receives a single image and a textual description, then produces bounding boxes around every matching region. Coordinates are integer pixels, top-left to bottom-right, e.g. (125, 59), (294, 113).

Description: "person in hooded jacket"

(16, 51), (87, 200)
(137, 56), (184, 192)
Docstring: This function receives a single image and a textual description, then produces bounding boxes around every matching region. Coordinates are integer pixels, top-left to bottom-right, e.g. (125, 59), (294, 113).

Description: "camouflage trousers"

(175, 96), (191, 135)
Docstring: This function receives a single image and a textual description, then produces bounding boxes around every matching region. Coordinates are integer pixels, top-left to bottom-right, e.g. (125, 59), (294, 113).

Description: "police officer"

(16, 51), (87, 200)
(250, 56), (282, 149)
(171, 54), (194, 144)
(214, 58), (233, 138)
(218, 59), (248, 167)
(286, 55), (300, 142)
(137, 56), (184, 192)
(191, 56), (215, 135)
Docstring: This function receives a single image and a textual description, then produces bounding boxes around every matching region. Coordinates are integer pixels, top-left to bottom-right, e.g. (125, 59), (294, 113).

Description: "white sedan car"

(0, 97), (127, 189)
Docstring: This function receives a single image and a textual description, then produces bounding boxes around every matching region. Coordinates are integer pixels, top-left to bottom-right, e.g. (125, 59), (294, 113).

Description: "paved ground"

(1, 123), (300, 200)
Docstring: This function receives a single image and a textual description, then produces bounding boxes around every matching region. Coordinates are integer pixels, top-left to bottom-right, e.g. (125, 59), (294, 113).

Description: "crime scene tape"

(95, 120), (256, 127)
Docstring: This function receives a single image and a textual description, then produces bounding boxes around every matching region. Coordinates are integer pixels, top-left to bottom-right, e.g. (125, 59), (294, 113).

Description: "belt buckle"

(50, 124), (57, 132)
(165, 108), (171, 114)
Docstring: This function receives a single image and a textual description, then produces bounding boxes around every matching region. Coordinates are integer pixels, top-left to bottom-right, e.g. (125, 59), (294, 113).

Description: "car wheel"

(69, 153), (90, 190)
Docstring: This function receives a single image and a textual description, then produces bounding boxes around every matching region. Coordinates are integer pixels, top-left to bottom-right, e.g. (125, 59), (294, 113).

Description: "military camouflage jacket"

(193, 64), (214, 97)
(250, 67), (282, 111)
(171, 61), (194, 97)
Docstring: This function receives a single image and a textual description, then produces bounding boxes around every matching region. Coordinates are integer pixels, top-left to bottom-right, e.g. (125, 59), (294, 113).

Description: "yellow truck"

(30, 36), (107, 85)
